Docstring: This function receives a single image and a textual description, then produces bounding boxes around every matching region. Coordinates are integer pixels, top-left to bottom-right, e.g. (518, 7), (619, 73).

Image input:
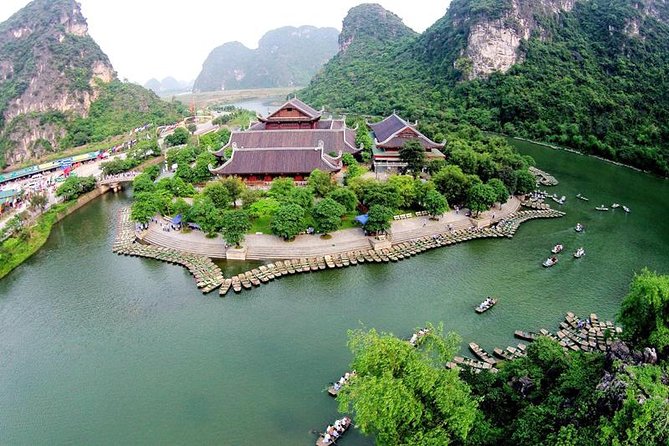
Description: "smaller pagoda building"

(211, 99), (360, 183)
(369, 113), (445, 172)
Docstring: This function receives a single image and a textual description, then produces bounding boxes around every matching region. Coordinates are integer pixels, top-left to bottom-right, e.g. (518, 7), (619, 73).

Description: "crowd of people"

(320, 416), (351, 445)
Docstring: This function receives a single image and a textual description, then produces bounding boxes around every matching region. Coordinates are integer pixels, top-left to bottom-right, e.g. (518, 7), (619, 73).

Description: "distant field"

(163, 88), (300, 109)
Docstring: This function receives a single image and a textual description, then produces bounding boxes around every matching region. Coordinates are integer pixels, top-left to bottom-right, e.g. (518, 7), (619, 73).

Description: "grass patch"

(249, 215), (272, 234)
(0, 202), (73, 280)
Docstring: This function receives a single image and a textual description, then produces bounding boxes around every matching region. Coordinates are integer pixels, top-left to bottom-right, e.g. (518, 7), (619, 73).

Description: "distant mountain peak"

(193, 25), (339, 92)
(339, 3), (416, 52)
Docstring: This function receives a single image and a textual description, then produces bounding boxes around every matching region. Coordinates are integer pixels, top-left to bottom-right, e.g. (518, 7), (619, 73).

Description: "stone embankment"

(112, 208), (224, 293)
(112, 207), (564, 295)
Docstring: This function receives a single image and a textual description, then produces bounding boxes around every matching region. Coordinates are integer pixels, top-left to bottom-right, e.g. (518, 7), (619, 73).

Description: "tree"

(363, 182), (401, 211)
(423, 190), (449, 217)
(328, 187), (358, 212)
(268, 177), (295, 199)
(187, 123), (197, 134)
(29, 193), (48, 211)
(131, 192), (160, 223)
(55, 176), (97, 201)
(399, 139), (426, 177)
(202, 181), (231, 209)
(387, 175), (418, 209)
(132, 173), (155, 194)
(285, 186), (314, 210)
(192, 151), (216, 183)
(467, 183), (496, 216)
(271, 204), (306, 240)
(487, 178), (509, 207)
(188, 196), (223, 236)
(221, 210), (251, 247)
(617, 269), (669, 356)
(312, 198), (346, 235)
(432, 165), (474, 205)
(220, 177), (245, 207)
(515, 169), (537, 194)
(364, 204), (394, 234)
(308, 169), (336, 197)
(165, 127), (190, 147)
(338, 325), (478, 445)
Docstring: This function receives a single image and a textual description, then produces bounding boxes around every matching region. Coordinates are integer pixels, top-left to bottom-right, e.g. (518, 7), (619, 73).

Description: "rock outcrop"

(0, 0), (116, 167)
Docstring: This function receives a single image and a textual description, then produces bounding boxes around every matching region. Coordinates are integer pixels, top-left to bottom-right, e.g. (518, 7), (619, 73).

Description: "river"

(0, 141), (668, 445)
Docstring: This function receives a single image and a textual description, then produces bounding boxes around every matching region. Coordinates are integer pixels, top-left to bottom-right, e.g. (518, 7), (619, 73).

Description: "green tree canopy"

(423, 189), (449, 217)
(308, 169), (336, 197)
(132, 173), (155, 194)
(432, 165), (477, 206)
(192, 151), (216, 183)
(55, 176), (97, 201)
(515, 169), (537, 195)
(399, 139), (426, 177)
(312, 197), (346, 234)
(328, 187), (359, 213)
(467, 183), (496, 216)
(364, 204), (394, 234)
(338, 325), (478, 445)
(221, 210), (251, 248)
(220, 177), (246, 207)
(618, 269), (669, 356)
(202, 181), (232, 210)
(268, 177), (295, 199)
(187, 196), (223, 236)
(165, 127), (190, 147)
(131, 192), (161, 224)
(271, 203), (306, 240)
(487, 178), (509, 207)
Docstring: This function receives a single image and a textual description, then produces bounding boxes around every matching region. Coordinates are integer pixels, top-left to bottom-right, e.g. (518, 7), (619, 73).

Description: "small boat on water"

(475, 297), (497, 314)
(574, 247), (585, 259)
(469, 342), (497, 365)
(408, 328), (430, 346)
(595, 205), (609, 211)
(576, 193), (589, 201)
(543, 256), (559, 267)
(316, 416), (352, 446)
(551, 244), (564, 254)
(575, 223), (584, 232)
(611, 203), (620, 209)
(327, 371), (356, 397)
(514, 330), (539, 341)
(623, 206), (631, 213)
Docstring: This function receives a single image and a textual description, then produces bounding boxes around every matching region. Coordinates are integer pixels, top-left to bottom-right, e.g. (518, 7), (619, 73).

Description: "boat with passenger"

(543, 256), (558, 267)
(475, 297), (497, 314)
(576, 193), (589, 201)
(316, 416), (352, 446)
(551, 244), (564, 254)
(575, 223), (584, 232)
(573, 247), (585, 258)
(408, 328), (430, 346)
(611, 203), (620, 209)
(623, 205), (630, 213)
(327, 371), (356, 397)
(595, 205), (609, 211)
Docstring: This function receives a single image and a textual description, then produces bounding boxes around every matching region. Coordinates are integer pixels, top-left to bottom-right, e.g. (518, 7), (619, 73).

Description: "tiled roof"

(211, 147), (342, 176)
(264, 98), (322, 121)
(215, 129), (360, 155)
(369, 114), (409, 143)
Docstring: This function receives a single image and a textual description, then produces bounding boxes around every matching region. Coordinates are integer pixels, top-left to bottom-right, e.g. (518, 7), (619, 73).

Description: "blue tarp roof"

(355, 214), (369, 225)
(172, 214), (182, 225)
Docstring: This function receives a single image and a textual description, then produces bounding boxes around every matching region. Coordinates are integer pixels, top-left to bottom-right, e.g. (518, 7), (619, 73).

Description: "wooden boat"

(575, 223), (584, 232)
(316, 417), (352, 446)
(514, 330), (539, 341)
(408, 328), (430, 346)
(611, 203), (620, 209)
(543, 256), (558, 267)
(595, 205), (609, 211)
(327, 371), (356, 397)
(573, 247), (585, 258)
(493, 347), (515, 361)
(551, 244), (564, 254)
(623, 205), (630, 213)
(475, 297), (497, 313)
(469, 342), (497, 365)
(576, 193), (589, 201)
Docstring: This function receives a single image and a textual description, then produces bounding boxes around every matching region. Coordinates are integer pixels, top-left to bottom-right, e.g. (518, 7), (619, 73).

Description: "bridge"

(98, 171), (141, 192)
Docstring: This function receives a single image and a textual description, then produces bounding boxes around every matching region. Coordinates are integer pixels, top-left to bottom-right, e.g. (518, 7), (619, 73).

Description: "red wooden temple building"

(368, 113), (445, 173)
(211, 99), (361, 182)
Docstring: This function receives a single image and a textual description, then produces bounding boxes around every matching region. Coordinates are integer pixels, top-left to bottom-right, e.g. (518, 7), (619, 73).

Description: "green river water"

(1, 141), (668, 445)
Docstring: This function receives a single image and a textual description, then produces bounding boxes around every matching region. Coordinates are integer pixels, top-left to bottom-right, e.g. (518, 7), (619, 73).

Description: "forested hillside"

(302, 0), (669, 175)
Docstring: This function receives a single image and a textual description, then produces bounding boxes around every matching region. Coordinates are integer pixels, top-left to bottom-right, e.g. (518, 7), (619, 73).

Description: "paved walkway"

(139, 197), (521, 260)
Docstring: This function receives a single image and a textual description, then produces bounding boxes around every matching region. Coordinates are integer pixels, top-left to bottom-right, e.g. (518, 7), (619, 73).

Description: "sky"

(0, 0), (451, 85)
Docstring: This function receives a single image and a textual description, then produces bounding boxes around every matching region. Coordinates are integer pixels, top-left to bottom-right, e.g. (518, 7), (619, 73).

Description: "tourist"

(322, 432), (332, 444)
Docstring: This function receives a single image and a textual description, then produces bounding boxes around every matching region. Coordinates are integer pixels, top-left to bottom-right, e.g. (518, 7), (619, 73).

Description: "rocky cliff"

(192, 26), (339, 92)
(338, 3), (417, 52)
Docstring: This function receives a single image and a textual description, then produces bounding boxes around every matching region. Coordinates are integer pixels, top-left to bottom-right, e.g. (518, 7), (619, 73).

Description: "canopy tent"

(354, 214), (369, 225)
